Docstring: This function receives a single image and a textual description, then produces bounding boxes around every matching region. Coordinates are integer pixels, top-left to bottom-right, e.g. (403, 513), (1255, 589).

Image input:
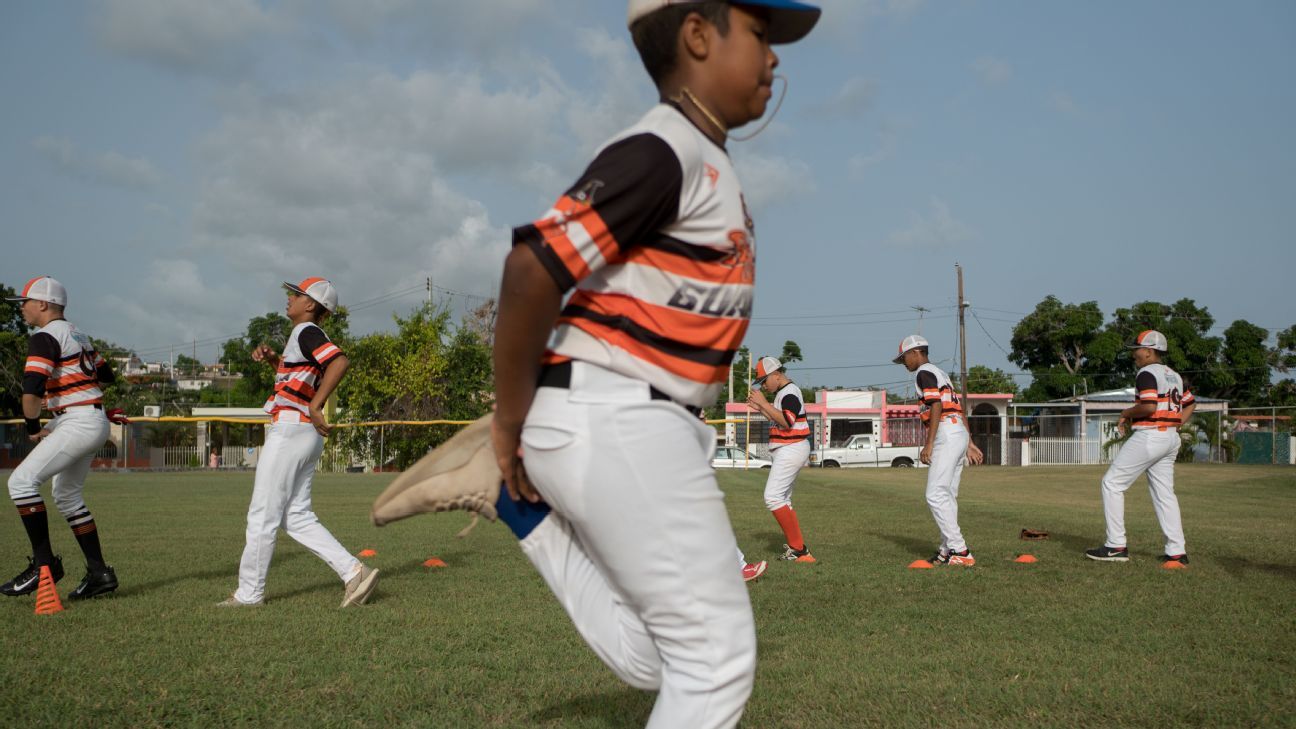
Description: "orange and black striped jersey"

(514, 103), (755, 408)
(22, 319), (113, 412)
(768, 382), (809, 448)
(263, 323), (343, 419)
(915, 363), (963, 425)
(1132, 363), (1193, 430)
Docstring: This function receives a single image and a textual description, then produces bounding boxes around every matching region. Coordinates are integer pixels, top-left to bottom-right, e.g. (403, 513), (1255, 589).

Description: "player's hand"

(920, 445), (933, 465)
(309, 406), (332, 437)
(106, 408), (130, 425)
(492, 418), (539, 503)
(1116, 418), (1129, 436)
(965, 442), (984, 465)
(251, 344), (278, 365)
(28, 428), (50, 444)
(746, 390), (767, 409)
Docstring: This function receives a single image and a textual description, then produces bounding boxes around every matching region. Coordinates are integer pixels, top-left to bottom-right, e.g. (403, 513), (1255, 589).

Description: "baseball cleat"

(928, 550), (951, 566)
(68, 565), (118, 600)
(341, 564), (380, 608)
(1085, 546), (1130, 562)
(216, 593), (263, 608)
(1, 555), (63, 597)
(371, 414), (499, 527)
(947, 549), (975, 567)
(778, 544), (816, 563)
(1158, 554), (1189, 566)
(741, 561), (767, 582)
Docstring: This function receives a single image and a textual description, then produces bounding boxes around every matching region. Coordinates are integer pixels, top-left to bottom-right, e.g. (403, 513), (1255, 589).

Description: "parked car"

(810, 434), (922, 468)
(711, 446), (773, 469)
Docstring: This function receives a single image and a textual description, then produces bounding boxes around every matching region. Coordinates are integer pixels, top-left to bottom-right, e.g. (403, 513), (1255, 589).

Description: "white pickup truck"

(810, 434), (922, 468)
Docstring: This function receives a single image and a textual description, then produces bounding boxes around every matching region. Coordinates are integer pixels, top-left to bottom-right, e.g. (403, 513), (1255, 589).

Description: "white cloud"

(1050, 91), (1078, 115)
(99, 259), (248, 352)
(886, 197), (973, 247)
(972, 56), (1013, 86)
(732, 151), (816, 213)
(94, 0), (282, 73)
(812, 76), (878, 118)
(848, 120), (901, 174)
(32, 136), (162, 190)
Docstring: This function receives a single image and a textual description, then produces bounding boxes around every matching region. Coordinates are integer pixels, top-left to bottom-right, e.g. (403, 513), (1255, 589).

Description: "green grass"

(1, 465), (1293, 728)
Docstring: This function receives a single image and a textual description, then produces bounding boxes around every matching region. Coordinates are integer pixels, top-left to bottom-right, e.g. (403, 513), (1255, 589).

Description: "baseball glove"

(370, 414), (501, 528)
(1019, 529), (1050, 541)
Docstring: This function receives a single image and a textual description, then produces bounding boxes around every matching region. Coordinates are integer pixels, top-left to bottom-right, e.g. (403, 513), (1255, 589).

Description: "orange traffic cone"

(1014, 554), (1038, 564)
(357, 549), (377, 558)
(423, 558), (447, 568)
(907, 559), (934, 569)
(34, 565), (63, 615)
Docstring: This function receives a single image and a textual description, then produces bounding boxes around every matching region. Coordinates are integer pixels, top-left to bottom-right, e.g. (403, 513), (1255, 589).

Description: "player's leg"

(765, 440), (811, 560)
(1144, 431), (1187, 558)
(3, 420), (83, 594)
(233, 424), (296, 604)
(926, 424), (969, 559)
(280, 425), (365, 586)
(1089, 431), (1152, 560)
(522, 389), (756, 728)
(47, 412), (118, 598)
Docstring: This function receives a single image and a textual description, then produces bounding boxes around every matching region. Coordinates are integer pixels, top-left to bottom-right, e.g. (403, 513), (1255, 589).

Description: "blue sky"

(2, 1), (1293, 394)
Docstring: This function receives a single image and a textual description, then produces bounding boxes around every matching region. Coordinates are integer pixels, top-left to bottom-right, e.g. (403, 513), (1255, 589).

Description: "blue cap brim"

(734, 0), (821, 44)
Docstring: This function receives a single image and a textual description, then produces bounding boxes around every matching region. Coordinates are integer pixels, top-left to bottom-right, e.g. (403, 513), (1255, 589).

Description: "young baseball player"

(220, 277), (378, 607)
(746, 356), (814, 562)
(895, 335), (983, 566)
(3, 276), (126, 600)
(408, 3), (820, 726)
(1086, 330), (1195, 565)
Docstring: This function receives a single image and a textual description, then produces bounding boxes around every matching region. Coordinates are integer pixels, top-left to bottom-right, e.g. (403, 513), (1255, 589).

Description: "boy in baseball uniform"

(895, 335), (983, 566)
(409, 3), (821, 726)
(1086, 330), (1195, 565)
(746, 355), (815, 562)
(219, 277), (378, 607)
(4, 276), (126, 600)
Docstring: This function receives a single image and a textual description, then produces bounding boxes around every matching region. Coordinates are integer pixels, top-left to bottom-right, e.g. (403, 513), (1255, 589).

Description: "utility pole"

(426, 276), (433, 307)
(956, 264), (969, 406)
(911, 306), (931, 335)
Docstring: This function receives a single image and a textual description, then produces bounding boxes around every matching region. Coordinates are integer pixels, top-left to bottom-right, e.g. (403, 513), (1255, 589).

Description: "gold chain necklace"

(672, 87), (727, 138)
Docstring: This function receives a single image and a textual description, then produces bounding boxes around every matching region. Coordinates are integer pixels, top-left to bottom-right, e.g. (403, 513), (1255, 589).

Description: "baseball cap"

(1129, 329), (1168, 352)
(283, 277), (338, 313)
(6, 276), (67, 307)
(753, 355), (783, 384)
(892, 334), (929, 364)
(627, 0), (822, 44)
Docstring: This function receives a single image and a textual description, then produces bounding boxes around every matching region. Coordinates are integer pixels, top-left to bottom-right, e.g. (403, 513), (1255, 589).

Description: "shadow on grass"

(1214, 556), (1296, 581)
(865, 530), (934, 558)
(532, 688), (652, 728)
(1041, 531), (1094, 554)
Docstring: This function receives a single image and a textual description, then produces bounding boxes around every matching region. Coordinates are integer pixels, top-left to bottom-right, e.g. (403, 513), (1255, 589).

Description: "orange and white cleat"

(741, 561), (768, 582)
(946, 549), (976, 567)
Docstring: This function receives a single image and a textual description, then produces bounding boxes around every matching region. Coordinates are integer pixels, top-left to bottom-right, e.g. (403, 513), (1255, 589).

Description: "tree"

(0, 283), (30, 416)
(779, 340), (803, 365)
(1101, 299), (1222, 394)
(707, 347), (751, 420)
(174, 354), (203, 378)
(957, 365), (1019, 395)
(334, 303), (492, 469)
(1216, 320), (1271, 405)
(220, 312), (294, 406)
(1010, 296), (1104, 401)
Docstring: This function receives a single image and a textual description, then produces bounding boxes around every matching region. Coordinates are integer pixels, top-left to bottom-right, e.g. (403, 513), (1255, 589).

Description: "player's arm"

(1120, 371), (1159, 430)
(1180, 389), (1197, 423)
(916, 371), (940, 464)
(21, 333), (58, 441)
(746, 390), (790, 428)
(309, 354), (348, 437)
(251, 343), (281, 368)
(494, 245), (563, 502)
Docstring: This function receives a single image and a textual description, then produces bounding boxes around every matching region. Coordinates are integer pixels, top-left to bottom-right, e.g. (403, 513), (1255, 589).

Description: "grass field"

(1, 464), (1293, 728)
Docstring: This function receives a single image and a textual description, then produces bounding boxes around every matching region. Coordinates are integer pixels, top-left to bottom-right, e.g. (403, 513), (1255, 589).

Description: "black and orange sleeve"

(22, 333), (60, 396)
(298, 326), (343, 368)
(916, 371), (941, 405)
(780, 392), (802, 423)
(513, 133), (683, 292)
(1135, 371), (1158, 402)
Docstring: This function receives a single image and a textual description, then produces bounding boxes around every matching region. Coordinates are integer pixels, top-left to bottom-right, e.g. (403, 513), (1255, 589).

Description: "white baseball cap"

(1129, 329), (1168, 352)
(753, 355), (783, 384)
(627, 0), (822, 44)
(7, 276), (67, 307)
(284, 277), (338, 313)
(892, 334), (929, 364)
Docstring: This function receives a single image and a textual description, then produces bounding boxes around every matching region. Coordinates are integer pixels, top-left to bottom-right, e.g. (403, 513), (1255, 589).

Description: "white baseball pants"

(1101, 428), (1186, 555)
(7, 406), (108, 517)
(763, 439), (810, 510)
(235, 421), (360, 604)
(926, 421), (969, 554)
(520, 363), (756, 729)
